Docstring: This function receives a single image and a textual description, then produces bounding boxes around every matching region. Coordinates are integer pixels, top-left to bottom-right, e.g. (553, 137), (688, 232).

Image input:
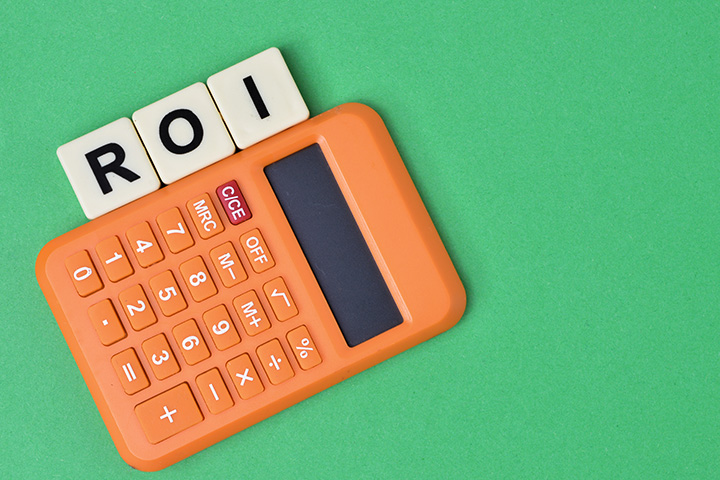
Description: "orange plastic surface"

(36, 103), (466, 471)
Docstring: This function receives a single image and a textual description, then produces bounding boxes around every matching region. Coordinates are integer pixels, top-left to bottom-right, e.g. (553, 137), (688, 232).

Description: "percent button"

(286, 325), (322, 370)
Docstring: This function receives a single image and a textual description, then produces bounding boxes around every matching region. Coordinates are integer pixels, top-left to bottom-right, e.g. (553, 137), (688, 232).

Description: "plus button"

(160, 405), (178, 424)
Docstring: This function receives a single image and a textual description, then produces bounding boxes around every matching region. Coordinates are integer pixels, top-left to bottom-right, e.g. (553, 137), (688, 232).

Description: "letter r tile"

(57, 118), (160, 219)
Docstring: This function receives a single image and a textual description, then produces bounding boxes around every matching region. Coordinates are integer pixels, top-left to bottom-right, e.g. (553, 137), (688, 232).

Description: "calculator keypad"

(59, 180), (323, 448)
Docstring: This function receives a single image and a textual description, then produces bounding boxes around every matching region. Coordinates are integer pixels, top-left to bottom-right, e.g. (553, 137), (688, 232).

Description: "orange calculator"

(36, 49), (465, 471)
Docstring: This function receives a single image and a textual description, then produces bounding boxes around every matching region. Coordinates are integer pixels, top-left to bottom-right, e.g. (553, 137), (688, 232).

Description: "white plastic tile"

(207, 47), (309, 149)
(132, 82), (235, 184)
(57, 118), (161, 219)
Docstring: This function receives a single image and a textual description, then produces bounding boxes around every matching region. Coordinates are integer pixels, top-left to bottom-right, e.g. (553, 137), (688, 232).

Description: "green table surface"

(1, 2), (718, 478)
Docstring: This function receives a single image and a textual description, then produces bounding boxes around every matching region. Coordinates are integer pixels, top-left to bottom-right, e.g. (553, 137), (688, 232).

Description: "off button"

(240, 228), (275, 273)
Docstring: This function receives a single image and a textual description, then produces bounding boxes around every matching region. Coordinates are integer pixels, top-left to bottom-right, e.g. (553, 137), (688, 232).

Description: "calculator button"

(65, 250), (103, 297)
(196, 368), (234, 414)
(172, 319), (210, 366)
(135, 383), (203, 444)
(232, 290), (270, 336)
(180, 256), (217, 302)
(287, 326), (322, 370)
(216, 180), (252, 225)
(256, 339), (294, 385)
(118, 284), (157, 330)
(262, 277), (298, 321)
(149, 270), (188, 316)
(126, 222), (164, 267)
(209, 242), (247, 288)
(156, 207), (194, 253)
(88, 299), (126, 346)
(142, 334), (180, 380)
(95, 236), (133, 282)
(187, 193), (224, 239)
(226, 354), (264, 399)
(202, 304), (240, 351)
(240, 229), (275, 273)
(111, 348), (149, 395)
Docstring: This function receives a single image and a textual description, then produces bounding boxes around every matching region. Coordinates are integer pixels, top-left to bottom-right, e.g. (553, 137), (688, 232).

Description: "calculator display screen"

(265, 144), (403, 347)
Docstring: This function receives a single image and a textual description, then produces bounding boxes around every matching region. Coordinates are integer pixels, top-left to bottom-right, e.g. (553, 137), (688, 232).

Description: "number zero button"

(135, 383), (203, 444)
(65, 250), (103, 297)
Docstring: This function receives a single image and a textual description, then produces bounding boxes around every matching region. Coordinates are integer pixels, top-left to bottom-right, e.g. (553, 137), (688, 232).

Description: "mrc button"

(216, 180), (251, 224)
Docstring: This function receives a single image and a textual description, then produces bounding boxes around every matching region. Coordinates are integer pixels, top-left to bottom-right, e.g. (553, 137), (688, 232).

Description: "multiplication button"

(226, 354), (263, 399)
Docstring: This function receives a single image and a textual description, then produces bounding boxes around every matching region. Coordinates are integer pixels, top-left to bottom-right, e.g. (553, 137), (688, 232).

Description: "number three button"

(142, 334), (180, 380)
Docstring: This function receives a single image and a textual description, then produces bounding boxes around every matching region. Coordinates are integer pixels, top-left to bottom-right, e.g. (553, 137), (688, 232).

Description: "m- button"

(240, 228), (275, 273)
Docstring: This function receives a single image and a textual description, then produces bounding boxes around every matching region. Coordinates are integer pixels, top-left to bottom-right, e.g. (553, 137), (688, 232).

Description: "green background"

(1, 1), (718, 478)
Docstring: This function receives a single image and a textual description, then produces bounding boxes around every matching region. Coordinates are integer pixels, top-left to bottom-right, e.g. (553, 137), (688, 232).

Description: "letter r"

(85, 142), (141, 194)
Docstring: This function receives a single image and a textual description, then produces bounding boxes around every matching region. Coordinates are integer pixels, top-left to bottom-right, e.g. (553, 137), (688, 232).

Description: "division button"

(135, 383), (203, 444)
(256, 339), (294, 385)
